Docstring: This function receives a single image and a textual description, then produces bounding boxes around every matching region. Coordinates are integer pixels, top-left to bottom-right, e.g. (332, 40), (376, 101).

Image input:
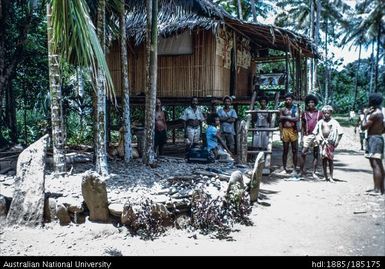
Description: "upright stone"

(81, 171), (109, 222)
(249, 152), (264, 202)
(6, 134), (49, 226)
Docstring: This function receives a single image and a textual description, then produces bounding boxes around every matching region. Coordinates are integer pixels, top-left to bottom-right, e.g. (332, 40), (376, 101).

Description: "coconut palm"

(48, 0), (114, 174)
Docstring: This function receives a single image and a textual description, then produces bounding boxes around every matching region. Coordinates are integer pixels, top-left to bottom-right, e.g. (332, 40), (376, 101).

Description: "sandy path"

(0, 127), (384, 256)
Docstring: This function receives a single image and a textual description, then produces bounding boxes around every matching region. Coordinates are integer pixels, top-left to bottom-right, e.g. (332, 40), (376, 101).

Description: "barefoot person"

(253, 95), (271, 150)
(279, 93), (299, 176)
(154, 98), (167, 156)
(313, 105), (343, 182)
(299, 94), (323, 179)
(180, 97), (205, 152)
(217, 96), (237, 154)
(361, 93), (385, 195)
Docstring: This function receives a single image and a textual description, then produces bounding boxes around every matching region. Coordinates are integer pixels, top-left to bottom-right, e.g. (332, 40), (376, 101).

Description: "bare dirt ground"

(0, 126), (384, 256)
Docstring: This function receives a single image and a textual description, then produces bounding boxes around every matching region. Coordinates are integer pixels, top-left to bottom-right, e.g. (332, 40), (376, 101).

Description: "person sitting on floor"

(206, 113), (233, 162)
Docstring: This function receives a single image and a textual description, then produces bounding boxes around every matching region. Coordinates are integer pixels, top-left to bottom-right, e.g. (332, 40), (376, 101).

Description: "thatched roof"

(125, 0), (318, 58)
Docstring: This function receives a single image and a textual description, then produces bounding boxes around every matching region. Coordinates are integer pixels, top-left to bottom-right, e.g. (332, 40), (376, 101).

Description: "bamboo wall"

(107, 30), (229, 98)
(107, 28), (255, 100)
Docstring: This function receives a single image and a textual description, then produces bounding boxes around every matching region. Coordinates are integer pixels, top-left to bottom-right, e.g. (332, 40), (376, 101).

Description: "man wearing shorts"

(279, 93), (299, 176)
(361, 93), (385, 195)
(299, 94), (323, 179)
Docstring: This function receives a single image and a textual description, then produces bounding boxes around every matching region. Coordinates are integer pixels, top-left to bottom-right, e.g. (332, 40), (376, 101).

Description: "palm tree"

(95, 0), (109, 176)
(48, 0), (114, 175)
(142, 0), (157, 166)
(119, 0), (132, 163)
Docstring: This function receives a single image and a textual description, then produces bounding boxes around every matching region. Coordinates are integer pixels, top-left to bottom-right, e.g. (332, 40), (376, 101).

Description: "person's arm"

(301, 112), (305, 136)
(216, 131), (234, 158)
(335, 134), (343, 148)
(361, 111), (375, 130)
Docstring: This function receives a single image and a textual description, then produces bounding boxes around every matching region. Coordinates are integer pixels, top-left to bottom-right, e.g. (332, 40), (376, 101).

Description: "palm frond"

(50, 0), (114, 99)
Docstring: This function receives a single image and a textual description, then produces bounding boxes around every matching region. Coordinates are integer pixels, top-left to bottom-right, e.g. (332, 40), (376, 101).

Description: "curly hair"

(258, 95), (268, 103)
(368, 93), (383, 107)
(207, 113), (219, 125)
(284, 92), (294, 99)
(305, 94), (318, 106)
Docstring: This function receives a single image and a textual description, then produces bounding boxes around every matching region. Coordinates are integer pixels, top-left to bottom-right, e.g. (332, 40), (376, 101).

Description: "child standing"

(312, 105), (343, 182)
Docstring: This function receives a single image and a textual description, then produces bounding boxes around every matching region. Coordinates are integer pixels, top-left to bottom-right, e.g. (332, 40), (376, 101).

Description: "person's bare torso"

(155, 111), (166, 131)
(367, 108), (384, 136)
(321, 120), (331, 138)
(281, 106), (294, 128)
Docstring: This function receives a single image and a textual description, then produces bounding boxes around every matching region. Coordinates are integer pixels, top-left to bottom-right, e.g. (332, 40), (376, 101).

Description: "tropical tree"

(48, 0), (114, 174)
(0, 0), (44, 144)
(142, 0), (157, 166)
(214, 0), (272, 22)
(353, 0), (384, 93)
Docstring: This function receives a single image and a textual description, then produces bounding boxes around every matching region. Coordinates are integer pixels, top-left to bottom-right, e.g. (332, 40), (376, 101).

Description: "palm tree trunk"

(374, 21), (381, 93)
(369, 39), (375, 93)
(352, 43), (362, 110)
(308, 0), (314, 93)
(237, 0), (243, 20)
(47, 3), (66, 174)
(324, 18), (329, 104)
(120, 0), (132, 162)
(313, 0), (320, 92)
(250, 0), (257, 22)
(143, 0), (157, 165)
(95, 0), (108, 176)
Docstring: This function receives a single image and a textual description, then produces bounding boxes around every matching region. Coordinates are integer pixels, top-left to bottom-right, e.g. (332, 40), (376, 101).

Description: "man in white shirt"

(180, 97), (205, 148)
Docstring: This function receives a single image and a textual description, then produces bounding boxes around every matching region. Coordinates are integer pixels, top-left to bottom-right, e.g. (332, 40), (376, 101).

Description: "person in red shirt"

(299, 94), (323, 179)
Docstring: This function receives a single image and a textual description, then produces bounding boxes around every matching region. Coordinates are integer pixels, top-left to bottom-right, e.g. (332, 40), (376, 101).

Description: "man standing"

(154, 98), (167, 156)
(180, 96), (205, 150)
(253, 95), (271, 150)
(361, 93), (385, 195)
(217, 96), (237, 154)
(299, 94), (323, 179)
(279, 93), (299, 176)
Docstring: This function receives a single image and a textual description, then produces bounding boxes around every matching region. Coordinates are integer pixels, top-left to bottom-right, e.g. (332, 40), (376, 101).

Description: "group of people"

(154, 92), (384, 195)
(155, 96), (238, 161)
(280, 92), (384, 195)
(279, 93), (343, 182)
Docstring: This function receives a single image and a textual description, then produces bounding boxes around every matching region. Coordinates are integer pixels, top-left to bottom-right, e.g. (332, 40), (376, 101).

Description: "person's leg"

(329, 159), (334, 182)
(283, 142), (289, 172)
(228, 134), (235, 154)
(300, 147), (309, 176)
(369, 159), (385, 194)
(312, 146), (320, 178)
(291, 141), (298, 172)
(322, 158), (328, 181)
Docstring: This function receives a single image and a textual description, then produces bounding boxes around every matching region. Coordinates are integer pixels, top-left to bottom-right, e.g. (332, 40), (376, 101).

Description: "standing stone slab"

(81, 171), (109, 222)
(6, 134), (49, 226)
(249, 152), (264, 202)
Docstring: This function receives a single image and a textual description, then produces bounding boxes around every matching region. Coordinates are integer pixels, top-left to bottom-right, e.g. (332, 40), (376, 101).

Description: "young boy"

(312, 105), (343, 182)
(299, 94), (323, 179)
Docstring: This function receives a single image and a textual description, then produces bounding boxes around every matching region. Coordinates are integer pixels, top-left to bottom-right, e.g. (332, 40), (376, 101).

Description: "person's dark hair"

(258, 95), (268, 103)
(284, 92), (294, 99)
(207, 113), (219, 125)
(305, 94), (318, 106)
(368, 93), (383, 107)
